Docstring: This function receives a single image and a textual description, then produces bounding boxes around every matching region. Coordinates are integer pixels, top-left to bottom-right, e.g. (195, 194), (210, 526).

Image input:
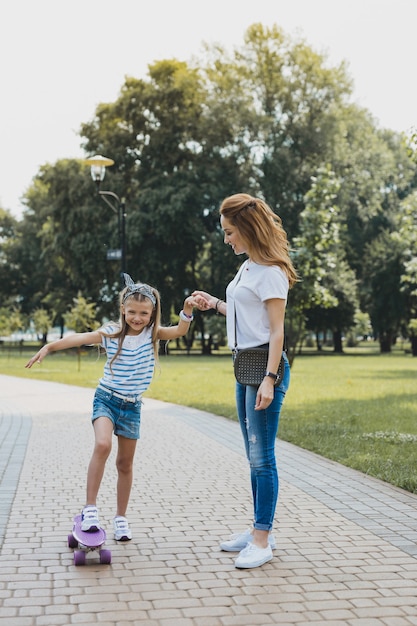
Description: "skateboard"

(67, 515), (111, 565)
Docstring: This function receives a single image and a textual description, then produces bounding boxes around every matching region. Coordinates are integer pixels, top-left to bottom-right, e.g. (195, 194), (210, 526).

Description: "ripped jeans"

(235, 352), (290, 531)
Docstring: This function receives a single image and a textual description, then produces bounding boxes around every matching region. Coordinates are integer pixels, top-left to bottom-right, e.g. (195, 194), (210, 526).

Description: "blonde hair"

(220, 193), (298, 287)
(99, 284), (161, 371)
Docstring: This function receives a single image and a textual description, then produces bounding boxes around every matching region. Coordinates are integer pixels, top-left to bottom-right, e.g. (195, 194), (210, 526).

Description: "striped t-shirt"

(98, 324), (155, 396)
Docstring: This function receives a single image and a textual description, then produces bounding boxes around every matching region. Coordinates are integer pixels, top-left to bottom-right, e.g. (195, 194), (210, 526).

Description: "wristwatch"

(265, 371), (278, 382)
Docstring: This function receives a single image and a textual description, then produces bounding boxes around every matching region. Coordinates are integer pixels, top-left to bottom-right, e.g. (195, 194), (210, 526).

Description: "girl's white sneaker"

(113, 516), (132, 541)
(81, 505), (100, 532)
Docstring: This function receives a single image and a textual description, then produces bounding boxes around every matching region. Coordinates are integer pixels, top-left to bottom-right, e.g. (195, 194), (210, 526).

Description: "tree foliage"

(63, 293), (100, 370)
(2, 23), (417, 357)
(32, 308), (54, 344)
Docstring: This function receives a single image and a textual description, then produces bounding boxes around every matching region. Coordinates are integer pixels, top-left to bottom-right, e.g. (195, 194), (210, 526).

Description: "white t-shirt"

(226, 260), (289, 350)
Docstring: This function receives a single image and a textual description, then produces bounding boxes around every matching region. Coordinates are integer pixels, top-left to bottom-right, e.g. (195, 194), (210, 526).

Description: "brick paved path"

(1, 374), (417, 626)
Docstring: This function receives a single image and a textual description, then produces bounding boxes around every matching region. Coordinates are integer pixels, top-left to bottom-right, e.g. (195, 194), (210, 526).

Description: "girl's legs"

(115, 435), (137, 517)
(85, 392), (140, 537)
(85, 416), (114, 505)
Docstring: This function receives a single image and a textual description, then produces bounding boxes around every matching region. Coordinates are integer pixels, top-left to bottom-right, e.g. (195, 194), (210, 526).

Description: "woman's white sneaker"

(234, 542), (273, 568)
(113, 516), (132, 541)
(220, 528), (276, 552)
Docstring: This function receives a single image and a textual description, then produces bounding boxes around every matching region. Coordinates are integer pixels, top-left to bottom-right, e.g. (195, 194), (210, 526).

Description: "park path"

(1, 373), (417, 625)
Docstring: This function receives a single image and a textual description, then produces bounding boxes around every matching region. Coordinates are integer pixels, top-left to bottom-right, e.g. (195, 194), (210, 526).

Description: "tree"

(4, 22), (416, 359)
(11, 159), (123, 329)
(345, 310), (372, 346)
(396, 190), (417, 354)
(0, 207), (19, 307)
(362, 230), (408, 352)
(201, 23), (354, 238)
(408, 319), (417, 357)
(63, 293), (100, 371)
(288, 165), (358, 355)
(357, 182), (417, 353)
(79, 61), (226, 313)
(0, 306), (26, 353)
(32, 308), (54, 345)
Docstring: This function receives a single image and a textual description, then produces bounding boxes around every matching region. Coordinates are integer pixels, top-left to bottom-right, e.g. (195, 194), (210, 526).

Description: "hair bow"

(122, 273), (156, 306)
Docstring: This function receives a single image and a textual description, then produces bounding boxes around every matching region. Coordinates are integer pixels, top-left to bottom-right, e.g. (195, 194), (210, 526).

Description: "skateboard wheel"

(68, 533), (78, 549)
(74, 550), (86, 566)
(99, 549), (112, 564)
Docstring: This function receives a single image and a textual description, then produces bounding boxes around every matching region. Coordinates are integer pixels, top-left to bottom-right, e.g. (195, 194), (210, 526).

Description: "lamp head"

(84, 155), (115, 187)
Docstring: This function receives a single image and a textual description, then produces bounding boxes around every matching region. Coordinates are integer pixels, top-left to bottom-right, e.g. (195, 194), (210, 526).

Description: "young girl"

(26, 273), (197, 541)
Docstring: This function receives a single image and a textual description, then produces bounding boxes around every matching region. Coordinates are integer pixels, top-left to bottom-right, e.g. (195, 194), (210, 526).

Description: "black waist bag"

(233, 345), (284, 387)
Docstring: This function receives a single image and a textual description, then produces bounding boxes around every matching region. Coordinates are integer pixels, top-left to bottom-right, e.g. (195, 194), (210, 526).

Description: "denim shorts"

(92, 387), (142, 439)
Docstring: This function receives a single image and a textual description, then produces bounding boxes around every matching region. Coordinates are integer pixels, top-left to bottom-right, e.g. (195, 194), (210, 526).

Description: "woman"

(193, 193), (297, 569)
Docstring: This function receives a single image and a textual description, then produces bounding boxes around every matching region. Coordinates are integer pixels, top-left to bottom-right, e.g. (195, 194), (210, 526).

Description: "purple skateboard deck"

(68, 515), (111, 565)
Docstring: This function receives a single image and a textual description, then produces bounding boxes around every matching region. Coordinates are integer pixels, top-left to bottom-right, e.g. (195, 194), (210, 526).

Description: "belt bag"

(233, 344), (285, 387)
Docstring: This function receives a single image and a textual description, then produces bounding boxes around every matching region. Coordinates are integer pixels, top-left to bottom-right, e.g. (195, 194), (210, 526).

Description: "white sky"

(1, 0), (416, 218)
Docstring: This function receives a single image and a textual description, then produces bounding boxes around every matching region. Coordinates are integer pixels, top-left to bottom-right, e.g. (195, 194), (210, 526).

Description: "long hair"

(220, 193), (299, 287)
(99, 284), (161, 371)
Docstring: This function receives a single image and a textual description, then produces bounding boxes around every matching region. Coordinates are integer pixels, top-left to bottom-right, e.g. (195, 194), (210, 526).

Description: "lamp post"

(84, 155), (126, 283)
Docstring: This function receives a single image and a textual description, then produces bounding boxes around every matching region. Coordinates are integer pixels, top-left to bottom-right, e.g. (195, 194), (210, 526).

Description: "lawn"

(2, 342), (417, 492)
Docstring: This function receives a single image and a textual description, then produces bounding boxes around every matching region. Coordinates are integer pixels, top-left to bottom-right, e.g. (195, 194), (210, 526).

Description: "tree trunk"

(333, 329), (344, 353)
(379, 332), (392, 353)
(198, 318), (211, 354)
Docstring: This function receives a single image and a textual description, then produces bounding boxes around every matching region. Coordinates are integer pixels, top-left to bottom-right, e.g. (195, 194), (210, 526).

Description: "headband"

(122, 273), (156, 306)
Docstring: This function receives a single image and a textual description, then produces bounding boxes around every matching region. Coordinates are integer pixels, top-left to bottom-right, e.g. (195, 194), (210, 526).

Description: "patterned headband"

(122, 273), (156, 306)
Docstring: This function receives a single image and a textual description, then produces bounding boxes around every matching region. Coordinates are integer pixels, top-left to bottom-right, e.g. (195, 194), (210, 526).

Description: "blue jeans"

(235, 352), (290, 531)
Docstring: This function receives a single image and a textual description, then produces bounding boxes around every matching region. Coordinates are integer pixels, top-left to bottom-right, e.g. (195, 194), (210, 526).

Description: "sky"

(1, 0), (416, 218)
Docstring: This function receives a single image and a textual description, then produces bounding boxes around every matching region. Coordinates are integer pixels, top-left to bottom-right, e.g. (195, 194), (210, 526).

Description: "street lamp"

(84, 154), (126, 282)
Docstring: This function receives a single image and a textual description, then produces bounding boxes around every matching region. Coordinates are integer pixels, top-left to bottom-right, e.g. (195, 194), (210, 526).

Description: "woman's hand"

(254, 378), (275, 411)
(191, 290), (214, 311)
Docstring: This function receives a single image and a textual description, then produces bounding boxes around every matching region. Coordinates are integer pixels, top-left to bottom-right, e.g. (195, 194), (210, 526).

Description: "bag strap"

(233, 264), (246, 350)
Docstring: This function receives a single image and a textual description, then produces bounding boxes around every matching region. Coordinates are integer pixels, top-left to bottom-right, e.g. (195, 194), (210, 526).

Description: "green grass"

(2, 343), (417, 492)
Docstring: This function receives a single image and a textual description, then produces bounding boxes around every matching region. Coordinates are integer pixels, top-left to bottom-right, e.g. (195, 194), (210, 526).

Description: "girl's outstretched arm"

(25, 330), (102, 368)
(157, 296), (198, 341)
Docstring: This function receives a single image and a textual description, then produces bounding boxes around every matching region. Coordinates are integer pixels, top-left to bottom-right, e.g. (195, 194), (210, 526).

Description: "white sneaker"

(220, 528), (276, 552)
(113, 516), (132, 541)
(81, 505), (100, 532)
(234, 542), (273, 569)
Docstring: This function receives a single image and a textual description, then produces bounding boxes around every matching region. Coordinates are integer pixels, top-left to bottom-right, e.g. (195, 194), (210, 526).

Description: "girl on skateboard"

(26, 273), (197, 541)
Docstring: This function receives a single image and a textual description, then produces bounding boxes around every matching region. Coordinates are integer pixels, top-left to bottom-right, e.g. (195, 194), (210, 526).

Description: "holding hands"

(183, 295), (200, 316)
(192, 291), (226, 316)
(192, 291), (217, 311)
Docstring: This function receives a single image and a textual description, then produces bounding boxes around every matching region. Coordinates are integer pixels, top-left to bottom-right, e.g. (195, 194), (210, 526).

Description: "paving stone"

(1, 374), (417, 625)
